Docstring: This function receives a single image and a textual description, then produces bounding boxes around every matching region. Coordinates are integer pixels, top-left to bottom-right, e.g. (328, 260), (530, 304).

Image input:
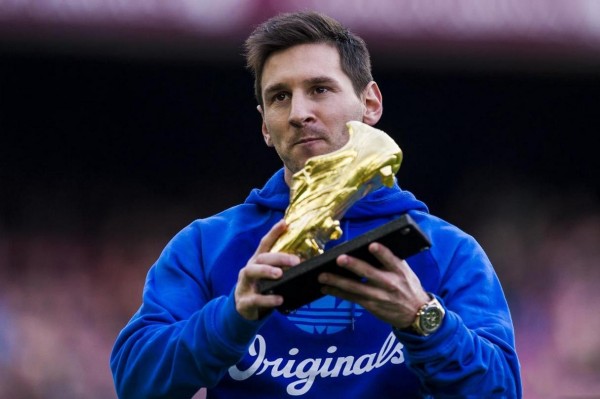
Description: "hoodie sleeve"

(394, 228), (522, 398)
(110, 223), (266, 399)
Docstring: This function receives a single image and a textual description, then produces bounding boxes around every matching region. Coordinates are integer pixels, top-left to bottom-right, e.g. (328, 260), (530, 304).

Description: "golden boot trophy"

(270, 120), (402, 260)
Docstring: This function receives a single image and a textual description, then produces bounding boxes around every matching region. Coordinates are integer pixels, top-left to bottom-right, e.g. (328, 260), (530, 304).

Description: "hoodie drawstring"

(343, 219), (357, 332)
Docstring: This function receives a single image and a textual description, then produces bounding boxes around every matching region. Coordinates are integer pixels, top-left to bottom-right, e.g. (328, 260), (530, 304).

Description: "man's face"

(258, 43), (370, 182)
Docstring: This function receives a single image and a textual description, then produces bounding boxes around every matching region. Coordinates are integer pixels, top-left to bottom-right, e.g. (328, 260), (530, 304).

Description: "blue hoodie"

(111, 169), (521, 398)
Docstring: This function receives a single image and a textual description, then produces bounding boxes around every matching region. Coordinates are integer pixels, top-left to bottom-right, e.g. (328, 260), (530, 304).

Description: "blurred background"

(1, 1), (599, 398)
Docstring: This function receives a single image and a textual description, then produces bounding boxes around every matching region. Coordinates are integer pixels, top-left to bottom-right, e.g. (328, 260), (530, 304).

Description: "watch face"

(420, 307), (443, 333)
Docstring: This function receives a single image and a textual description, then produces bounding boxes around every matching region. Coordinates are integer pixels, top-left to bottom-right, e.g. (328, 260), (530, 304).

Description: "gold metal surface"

(270, 120), (402, 260)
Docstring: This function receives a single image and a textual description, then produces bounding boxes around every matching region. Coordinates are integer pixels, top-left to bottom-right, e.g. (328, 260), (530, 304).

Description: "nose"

(288, 93), (315, 128)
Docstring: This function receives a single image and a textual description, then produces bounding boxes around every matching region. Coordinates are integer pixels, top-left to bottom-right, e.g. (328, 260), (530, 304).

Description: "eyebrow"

(306, 76), (339, 87)
(263, 76), (340, 98)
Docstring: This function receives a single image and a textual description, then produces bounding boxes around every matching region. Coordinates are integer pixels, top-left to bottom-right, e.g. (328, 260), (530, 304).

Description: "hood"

(245, 168), (429, 220)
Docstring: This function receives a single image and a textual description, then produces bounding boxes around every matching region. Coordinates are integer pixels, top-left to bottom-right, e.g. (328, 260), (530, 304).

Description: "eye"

(314, 86), (329, 94)
(273, 92), (289, 102)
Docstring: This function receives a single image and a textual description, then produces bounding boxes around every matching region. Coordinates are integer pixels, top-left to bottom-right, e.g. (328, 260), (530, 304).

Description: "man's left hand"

(317, 242), (430, 329)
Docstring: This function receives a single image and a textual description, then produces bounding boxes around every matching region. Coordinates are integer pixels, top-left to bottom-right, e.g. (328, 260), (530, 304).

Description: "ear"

(361, 81), (383, 126)
(257, 105), (273, 147)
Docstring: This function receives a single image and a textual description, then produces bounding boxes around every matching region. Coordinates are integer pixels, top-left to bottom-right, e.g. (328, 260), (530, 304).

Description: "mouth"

(295, 137), (324, 145)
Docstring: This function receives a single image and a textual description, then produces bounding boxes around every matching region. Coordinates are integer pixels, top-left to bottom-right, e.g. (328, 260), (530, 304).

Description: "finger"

(256, 220), (288, 254)
(254, 252), (301, 270)
(319, 277), (388, 317)
(336, 253), (382, 284)
(368, 242), (408, 271)
(239, 292), (284, 309)
(239, 262), (283, 284)
(319, 270), (383, 299)
(335, 252), (405, 293)
(235, 288), (283, 320)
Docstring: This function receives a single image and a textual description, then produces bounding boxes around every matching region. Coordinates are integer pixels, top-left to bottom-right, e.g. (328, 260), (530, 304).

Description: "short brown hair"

(244, 11), (373, 106)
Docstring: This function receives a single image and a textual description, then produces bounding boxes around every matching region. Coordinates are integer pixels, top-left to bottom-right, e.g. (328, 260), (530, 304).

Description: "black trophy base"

(258, 213), (431, 314)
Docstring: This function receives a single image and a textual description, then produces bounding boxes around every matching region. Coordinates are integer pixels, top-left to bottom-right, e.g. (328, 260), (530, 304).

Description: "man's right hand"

(234, 220), (301, 320)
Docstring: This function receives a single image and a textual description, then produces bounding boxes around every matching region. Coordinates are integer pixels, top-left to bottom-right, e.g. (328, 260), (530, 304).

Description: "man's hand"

(318, 242), (430, 329)
(235, 220), (301, 321)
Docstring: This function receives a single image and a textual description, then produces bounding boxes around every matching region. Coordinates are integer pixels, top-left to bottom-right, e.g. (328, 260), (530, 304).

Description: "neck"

(283, 167), (293, 187)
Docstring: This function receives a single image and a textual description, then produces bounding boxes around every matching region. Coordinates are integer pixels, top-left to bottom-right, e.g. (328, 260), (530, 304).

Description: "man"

(111, 11), (521, 398)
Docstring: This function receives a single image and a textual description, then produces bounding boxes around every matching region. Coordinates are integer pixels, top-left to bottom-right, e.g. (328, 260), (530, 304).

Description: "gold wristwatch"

(410, 294), (445, 336)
